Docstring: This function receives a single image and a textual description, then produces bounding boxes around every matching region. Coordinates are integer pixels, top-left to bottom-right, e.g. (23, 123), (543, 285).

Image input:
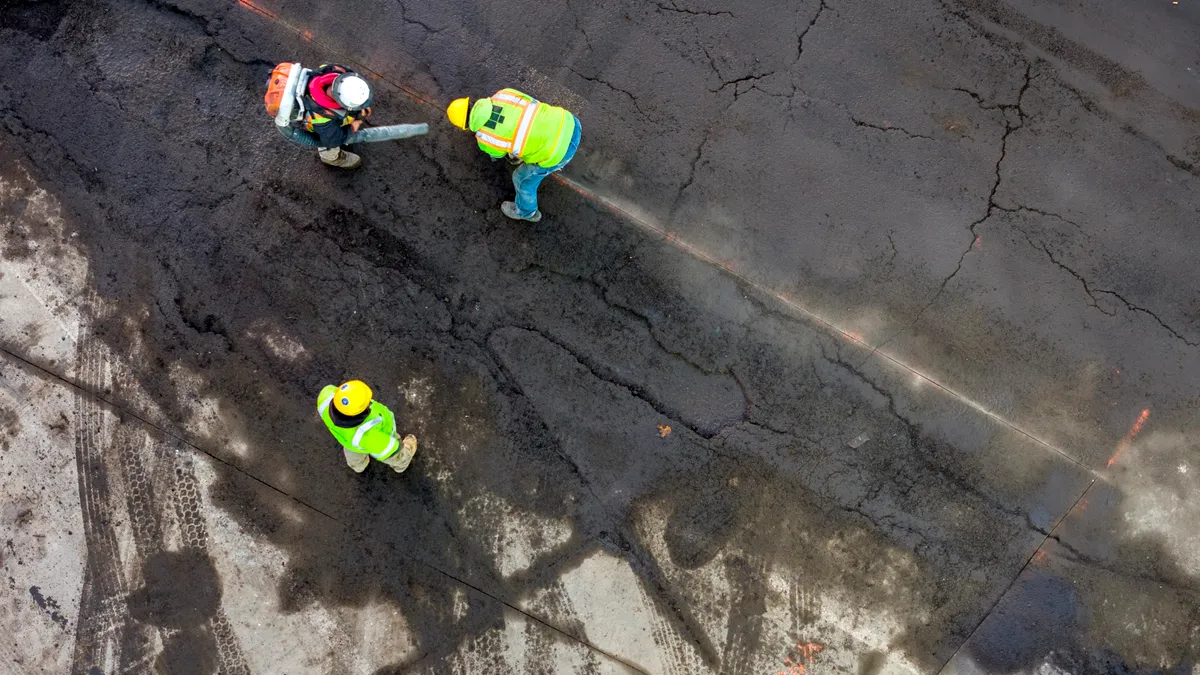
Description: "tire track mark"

(170, 450), (252, 675)
(70, 326), (134, 673)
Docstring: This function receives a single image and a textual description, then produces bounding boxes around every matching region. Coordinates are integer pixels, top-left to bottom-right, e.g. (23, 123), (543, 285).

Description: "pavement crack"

(699, 45), (725, 82)
(823, 348), (921, 449)
(993, 203), (1084, 231)
(951, 61), (1032, 123)
(1045, 531), (1200, 592)
(848, 116), (933, 140)
(795, 0), (829, 62)
(519, 264), (752, 429)
(826, 349), (1067, 548)
(567, 0), (595, 52)
(860, 62), (1031, 363)
(566, 67), (656, 122)
(1165, 153), (1200, 177)
(653, 1), (735, 17)
(672, 127), (715, 212)
(492, 324), (730, 438)
(1016, 228), (1198, 347)
(394, 0), (447, 34)
(710, 71), (777, 99)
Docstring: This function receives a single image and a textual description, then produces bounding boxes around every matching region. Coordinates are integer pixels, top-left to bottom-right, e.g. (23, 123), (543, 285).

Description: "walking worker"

(446, 88), (581, 222)
(317, 380), (417, 473)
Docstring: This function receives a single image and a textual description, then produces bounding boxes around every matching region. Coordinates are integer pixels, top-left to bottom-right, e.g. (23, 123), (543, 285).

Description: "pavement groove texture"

(0, 0), (1197, 673)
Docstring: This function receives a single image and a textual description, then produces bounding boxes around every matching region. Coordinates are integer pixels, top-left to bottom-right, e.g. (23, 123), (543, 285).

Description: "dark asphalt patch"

(0, 0), (71, 41)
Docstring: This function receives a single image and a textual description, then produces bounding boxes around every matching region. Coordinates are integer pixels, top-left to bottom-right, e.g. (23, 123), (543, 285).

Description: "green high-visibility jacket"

(317, 385), (401, 460)
(473, 88), (578, 168)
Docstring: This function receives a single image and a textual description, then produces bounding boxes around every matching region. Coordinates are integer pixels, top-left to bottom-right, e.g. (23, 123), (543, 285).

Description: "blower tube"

(276, 123), (429, 148)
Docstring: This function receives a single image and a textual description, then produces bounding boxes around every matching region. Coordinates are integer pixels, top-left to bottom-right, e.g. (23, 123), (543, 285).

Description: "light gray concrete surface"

(0, 166), (639, 674)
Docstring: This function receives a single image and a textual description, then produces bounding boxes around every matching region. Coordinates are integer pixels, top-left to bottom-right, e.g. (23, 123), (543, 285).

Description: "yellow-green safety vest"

(474, 88), (577, 167)
(317, 385), (401, 459)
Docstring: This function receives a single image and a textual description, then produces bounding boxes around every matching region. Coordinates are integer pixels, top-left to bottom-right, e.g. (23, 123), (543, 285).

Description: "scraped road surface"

(1, 0), (1198, 673)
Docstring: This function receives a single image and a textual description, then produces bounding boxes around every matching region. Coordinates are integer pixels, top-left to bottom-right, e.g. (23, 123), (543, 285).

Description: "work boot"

(390, 435), (418, 473)
(501, 201), (542, 223)
(318, 147), (362, 169)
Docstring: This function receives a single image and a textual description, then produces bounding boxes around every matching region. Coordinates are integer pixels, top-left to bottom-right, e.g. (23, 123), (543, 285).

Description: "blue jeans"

(513, 121), (581, 217)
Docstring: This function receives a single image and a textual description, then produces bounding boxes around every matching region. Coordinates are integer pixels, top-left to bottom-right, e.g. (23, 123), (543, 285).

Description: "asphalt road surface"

(1, 0), (1198, 673)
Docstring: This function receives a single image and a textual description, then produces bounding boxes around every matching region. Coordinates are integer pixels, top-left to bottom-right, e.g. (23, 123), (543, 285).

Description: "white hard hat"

(330, 73), (373, 110)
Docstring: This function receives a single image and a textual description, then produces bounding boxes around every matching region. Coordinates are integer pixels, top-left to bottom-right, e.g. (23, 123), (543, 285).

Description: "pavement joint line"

(0, 341), (651, 675)
(933, 477), (1098, 675)
(228, 0), (1104, 482)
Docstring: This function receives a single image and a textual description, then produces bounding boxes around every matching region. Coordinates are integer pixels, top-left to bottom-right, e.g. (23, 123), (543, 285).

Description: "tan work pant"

(344, 441), (415, 474)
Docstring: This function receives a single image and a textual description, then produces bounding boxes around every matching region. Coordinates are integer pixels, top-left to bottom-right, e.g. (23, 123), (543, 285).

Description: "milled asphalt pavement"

(1, 0), (1198, 673)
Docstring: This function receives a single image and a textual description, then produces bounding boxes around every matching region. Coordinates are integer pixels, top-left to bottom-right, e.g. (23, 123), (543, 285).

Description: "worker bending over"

(317, 380), (417, 473)
(447, 89), (581, 222)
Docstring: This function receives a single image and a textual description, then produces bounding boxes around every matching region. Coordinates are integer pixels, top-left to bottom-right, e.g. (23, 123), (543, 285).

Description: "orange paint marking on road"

(1032, 549), (1047, 565)
(657, 424), (672, 437)
(236, 0), (277, 20)
(797, 643), (824, 659)
(780, 641), (825, 674)
(1106, 408), (1151, 468)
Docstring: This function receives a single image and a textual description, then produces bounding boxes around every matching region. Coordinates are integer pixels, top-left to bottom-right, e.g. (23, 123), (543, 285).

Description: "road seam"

(933, 477), (1097, 674)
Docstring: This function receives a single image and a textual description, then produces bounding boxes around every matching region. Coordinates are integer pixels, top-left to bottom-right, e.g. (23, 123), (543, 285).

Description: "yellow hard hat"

(334, 380), (372, 415)
(446, 97), (470, 130)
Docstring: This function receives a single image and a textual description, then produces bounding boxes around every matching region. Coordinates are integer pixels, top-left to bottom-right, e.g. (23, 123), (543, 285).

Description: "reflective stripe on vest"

(380, 435), (398, 459)
(353, 416), (382, 449)
(475, 129), (512, 153)
(475, 92), (539, 157)
(511, 101), (540, 156)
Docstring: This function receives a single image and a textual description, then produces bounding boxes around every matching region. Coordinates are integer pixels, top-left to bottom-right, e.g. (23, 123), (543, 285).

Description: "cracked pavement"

(1, 0), (1198, 673)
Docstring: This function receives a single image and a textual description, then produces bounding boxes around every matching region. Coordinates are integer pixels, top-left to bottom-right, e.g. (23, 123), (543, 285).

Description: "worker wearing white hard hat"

(301, 64), (375, 169)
